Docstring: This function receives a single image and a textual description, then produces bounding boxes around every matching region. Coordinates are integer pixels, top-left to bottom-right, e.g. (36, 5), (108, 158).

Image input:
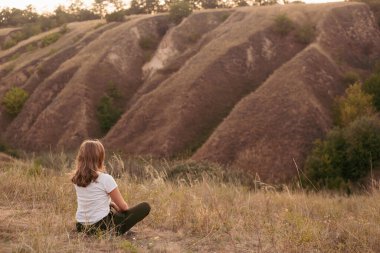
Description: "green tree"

(169, 0), (193, 24)
(105, 11), (125, 22)
(273, 14), (294, 36)
(304, 116), (380, 190)
(363, 73), (380, 111)
(129, 0), (145, 14)
(96, 85), (123, 134)
(128, 0), (160, 14)
(201, 0), (219, 9)
(1, 87), (29, 117)
(334, 82), (375, 127)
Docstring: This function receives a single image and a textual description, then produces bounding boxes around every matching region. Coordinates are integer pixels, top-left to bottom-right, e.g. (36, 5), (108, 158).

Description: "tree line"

(0, 0), (286, 28)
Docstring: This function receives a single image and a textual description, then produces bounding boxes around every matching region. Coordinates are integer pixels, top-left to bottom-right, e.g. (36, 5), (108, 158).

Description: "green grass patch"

(40, 32), (62, 48)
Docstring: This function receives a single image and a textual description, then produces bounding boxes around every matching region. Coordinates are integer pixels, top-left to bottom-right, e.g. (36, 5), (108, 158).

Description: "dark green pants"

(76, 202), (151, 235)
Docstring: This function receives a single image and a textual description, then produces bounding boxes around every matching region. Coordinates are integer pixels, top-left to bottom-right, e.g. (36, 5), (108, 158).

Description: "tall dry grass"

(0, 153), (380, 252)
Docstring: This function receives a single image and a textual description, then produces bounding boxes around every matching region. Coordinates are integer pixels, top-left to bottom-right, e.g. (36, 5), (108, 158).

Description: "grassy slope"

(0, 155), (380, 252)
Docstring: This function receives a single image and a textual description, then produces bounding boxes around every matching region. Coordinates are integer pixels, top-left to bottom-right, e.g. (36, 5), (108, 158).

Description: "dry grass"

(1, 154), (380, 252)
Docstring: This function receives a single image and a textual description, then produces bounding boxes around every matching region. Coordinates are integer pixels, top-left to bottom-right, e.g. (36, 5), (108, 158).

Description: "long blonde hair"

(71, 139), (105, 187)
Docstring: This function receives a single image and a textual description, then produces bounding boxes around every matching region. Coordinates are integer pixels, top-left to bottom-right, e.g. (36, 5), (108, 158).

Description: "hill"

(1, 2), (380, 182)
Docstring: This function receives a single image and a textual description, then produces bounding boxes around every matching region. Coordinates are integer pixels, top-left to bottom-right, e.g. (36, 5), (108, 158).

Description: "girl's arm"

(109, 187), (129, 212)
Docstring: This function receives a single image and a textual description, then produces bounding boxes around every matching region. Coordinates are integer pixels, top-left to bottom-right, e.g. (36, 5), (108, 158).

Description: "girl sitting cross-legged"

(71, 139), (150, 235)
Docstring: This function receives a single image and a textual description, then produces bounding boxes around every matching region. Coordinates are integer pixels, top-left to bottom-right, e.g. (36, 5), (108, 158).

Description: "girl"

(71, 139), (150, 235)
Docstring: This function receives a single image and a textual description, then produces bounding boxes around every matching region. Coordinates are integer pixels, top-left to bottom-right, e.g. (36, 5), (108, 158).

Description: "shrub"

(96, 85), (123, 134)
(334, 82), (375, 127)
(0, 139), (19, 158)
(273, 14), (295, 36)
(304, 116), (380, 190)
(295, 23), (316, 44)
(219, 13), (231, 22)
(138, 36), (158, 50)
(1, 87), (29, 117)
(169, 0), (192, 24)
(40, 32), (62, 48)
(362, 73), (380, 111)
(105, 11), (125, 22)
(304, 129), (347, 190)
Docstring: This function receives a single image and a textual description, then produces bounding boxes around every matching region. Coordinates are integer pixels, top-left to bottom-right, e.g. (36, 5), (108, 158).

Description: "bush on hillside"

(96, 85), (123, 134)
(0, 139), (19, 158)
(295, 23), (316, 44)
(40, 32), (62, 47)
(334, 82), (375, 127)
(105, 11), (125, 22)
(362, 73), (380, 111)
(138, 36), (158, 51)
(273, 14), (295, 36)
(1, 87), (29, 117)
(304, 116), (380, 190)
(169, 0), (192, 25)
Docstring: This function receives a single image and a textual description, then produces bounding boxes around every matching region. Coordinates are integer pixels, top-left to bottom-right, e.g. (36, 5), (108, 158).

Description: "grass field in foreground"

(0, 154), (379, 252)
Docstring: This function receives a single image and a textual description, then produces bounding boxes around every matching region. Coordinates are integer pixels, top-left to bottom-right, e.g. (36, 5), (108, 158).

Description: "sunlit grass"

(0, 154), (379, 252)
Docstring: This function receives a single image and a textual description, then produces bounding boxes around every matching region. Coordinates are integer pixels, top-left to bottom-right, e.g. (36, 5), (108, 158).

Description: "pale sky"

(0, 0), (344, 13)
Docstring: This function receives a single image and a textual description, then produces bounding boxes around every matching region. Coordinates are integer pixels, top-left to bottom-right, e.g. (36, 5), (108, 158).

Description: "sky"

(0, 0), (345, 13)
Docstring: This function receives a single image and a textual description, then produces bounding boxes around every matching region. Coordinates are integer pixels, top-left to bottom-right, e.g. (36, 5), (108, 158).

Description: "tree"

(145, 0), (160, 13)
(128, 0), (160, 14)
(200, 0), (219, 9)
(169, 0), (192, 24)
(363, 73), (380, 111)
(54, 5), (73, 24)
(109, 0), (125, 11)
(92, 0), (107, 18)
(304, 116), (380, 190)
(24, 5), (39, 23)
(235, 0), (249, 7)
(334, 82), (375, 127)
(69, 0), (85, 14)
(129, 0), (145, 14)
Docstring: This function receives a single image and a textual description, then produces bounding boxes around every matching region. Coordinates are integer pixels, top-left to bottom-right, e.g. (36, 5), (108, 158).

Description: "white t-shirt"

(74, 172), (117, 224)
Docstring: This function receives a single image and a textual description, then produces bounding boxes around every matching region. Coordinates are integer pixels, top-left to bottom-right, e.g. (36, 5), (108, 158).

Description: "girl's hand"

(110, 202), (121, 212)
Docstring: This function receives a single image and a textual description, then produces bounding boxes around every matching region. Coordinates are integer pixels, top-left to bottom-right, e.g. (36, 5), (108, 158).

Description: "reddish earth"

(0, 3), (379, 182)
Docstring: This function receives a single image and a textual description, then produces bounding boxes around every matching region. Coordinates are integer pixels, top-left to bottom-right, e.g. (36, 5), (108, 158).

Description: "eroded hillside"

(1, 2), (379, 182)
